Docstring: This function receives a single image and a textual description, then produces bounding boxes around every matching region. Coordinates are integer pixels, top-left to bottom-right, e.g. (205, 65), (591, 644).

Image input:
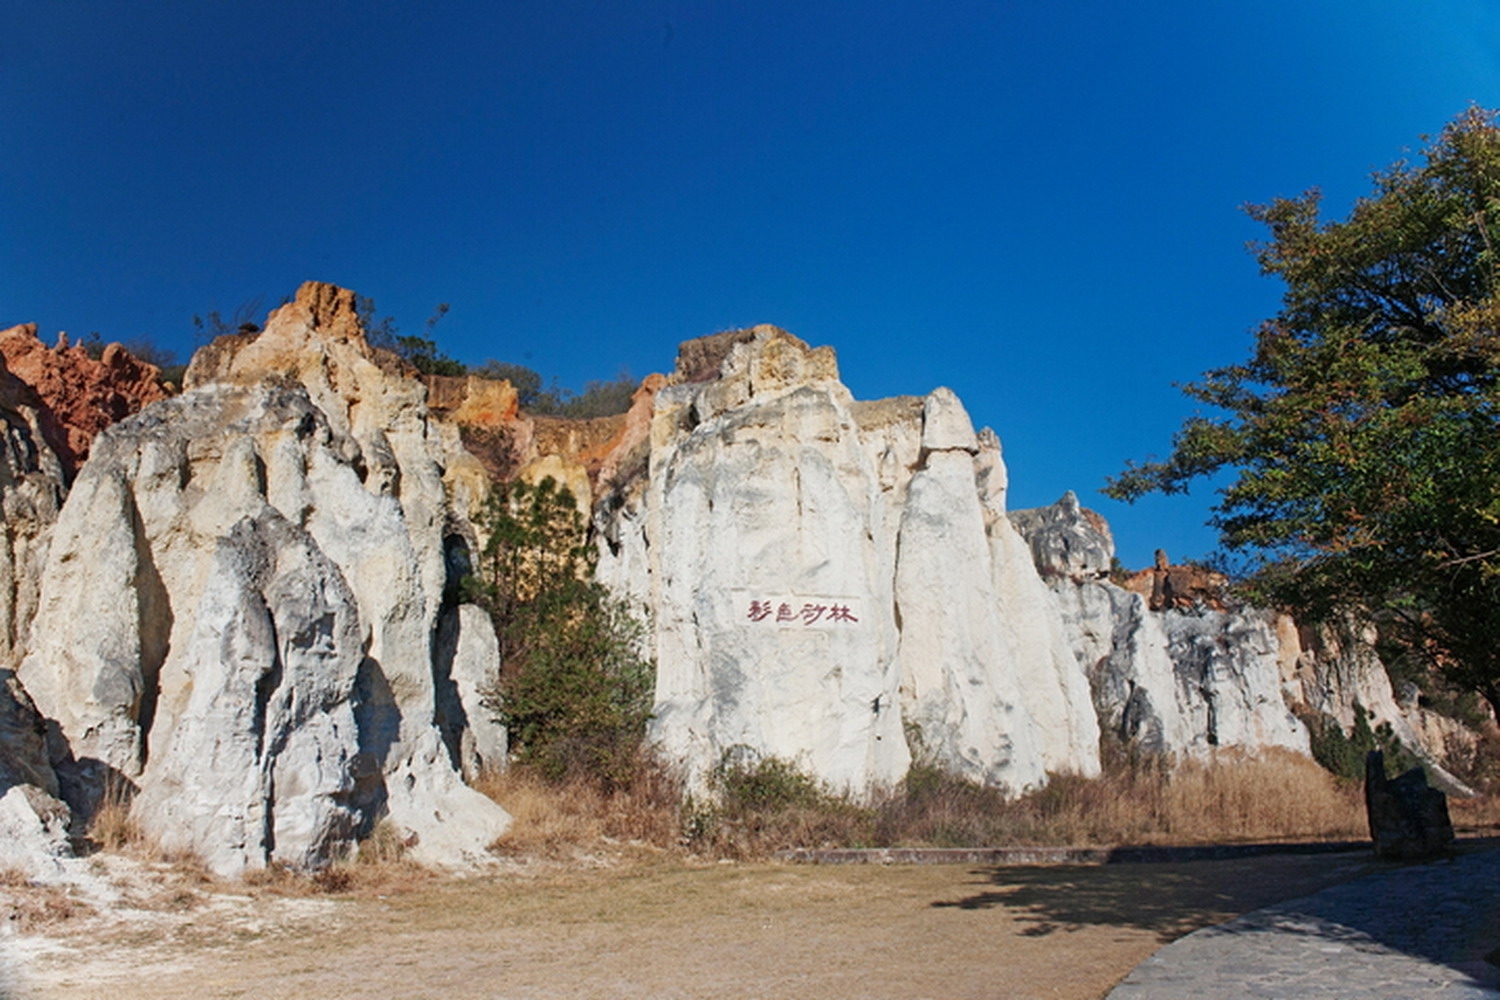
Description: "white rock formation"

(0, 671), (71, 876)
(1011, 493), (1309, 757)
(4, 295), (1486, 881)
(597, 327), (1100, 795)
(0, 358), (66, 671)
(434, 604), (508, 782)
(18, 284), (509, 875)
(130, 509), (367, 872)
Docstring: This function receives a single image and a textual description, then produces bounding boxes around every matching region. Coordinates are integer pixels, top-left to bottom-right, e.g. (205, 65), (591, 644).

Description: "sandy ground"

(0, 849), (1387, 1000)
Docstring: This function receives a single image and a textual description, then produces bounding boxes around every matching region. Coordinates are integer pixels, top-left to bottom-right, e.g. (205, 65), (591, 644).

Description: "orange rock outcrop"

(0, 324), (168, 478)
(1122, 549), (1229, 612)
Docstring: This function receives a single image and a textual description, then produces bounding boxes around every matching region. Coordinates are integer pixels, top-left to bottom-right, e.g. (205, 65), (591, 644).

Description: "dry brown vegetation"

(84, 777), (141, 853)
(0, 866), (90, 931)
(476, 745), (1379, 863)
(473, 753), (682, 858)
(1451, 793), (1500, 836)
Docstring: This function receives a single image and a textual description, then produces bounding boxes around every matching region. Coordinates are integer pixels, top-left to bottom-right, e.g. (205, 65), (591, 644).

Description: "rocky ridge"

(0, 286), (1485, 880)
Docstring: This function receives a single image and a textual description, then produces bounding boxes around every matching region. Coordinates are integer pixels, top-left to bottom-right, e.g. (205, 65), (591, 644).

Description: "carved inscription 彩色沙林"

(744, 598), (860, 627)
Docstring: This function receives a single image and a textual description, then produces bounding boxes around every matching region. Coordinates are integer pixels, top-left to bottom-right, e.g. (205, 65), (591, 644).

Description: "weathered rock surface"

(19, 283), (509, 875)
(597, 327), (1100, 795)
(1009, 490), (1114, 584)
(0, 323), (168, 478)
(1012, 493), (1308, 757)
(0, 783), (71, 876)
(434, 604), (508, 783)
(0, 670), (71, 876)
(0, 357), (74, 873)
(131, 509), (367, 873)
(1278, 616), (1476, 794)
(0, 357), (67, 671)
(3, 289), (1490, 879)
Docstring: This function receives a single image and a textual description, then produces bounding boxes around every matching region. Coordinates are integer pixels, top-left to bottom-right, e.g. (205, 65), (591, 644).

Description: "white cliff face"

(1163, 607), (1309, 753)
(0, 672), (70, 877)
(599, 328), (1099, 795)
(4, 296), (1486, 881)
(0, 369), (65, 672)
(638, 348), (910, 795)
(976, 434), (1102, 778)
(434, 604), (508, 782)
(18, 284), (509, 875)
(1279, 616), (1475, 793)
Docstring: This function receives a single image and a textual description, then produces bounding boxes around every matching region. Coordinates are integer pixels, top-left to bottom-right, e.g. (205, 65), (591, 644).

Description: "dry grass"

(1451, 792), (1500, 836)
(86, 775), (143, 852)
(239, 822), (435, 897)
(474, 756), (681, 858)
(0, 867), (91, 931)
(681, 745), (1370, 858)
(472, 746), (1374, 862)
(1006, 746), (1370, 846)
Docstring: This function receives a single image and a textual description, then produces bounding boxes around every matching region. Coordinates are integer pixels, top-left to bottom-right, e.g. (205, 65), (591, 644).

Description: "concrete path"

(1108, 846), (1500, 998)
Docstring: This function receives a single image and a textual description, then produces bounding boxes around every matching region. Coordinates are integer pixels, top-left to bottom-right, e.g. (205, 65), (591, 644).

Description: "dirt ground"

(0, 849), (1389, 1000)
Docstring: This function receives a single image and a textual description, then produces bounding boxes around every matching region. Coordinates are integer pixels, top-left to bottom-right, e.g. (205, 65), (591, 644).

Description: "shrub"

(682, 750), (873, 858)
(714, 748), (829, 813)
(467, 476), (654, 790)
(1301, 702), (1421, 781)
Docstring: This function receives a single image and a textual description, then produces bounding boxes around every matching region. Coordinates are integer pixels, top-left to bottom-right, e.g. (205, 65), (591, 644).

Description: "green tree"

(466, 477), (654, 788)
(1107, 107), (1500, 716)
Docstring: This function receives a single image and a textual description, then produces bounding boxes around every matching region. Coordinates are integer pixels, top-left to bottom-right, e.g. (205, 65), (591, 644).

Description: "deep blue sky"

(4, 2), (1498, 568)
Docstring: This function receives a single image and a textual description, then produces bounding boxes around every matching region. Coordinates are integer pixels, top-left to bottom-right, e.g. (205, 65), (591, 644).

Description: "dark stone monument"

(1364, 749), (1455, 860)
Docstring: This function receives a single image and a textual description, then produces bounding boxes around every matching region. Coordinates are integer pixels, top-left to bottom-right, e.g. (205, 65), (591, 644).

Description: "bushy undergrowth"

(1299, 702), (1421, 781)
(466, 476), (655, 791)
(682, 750), (875, 858)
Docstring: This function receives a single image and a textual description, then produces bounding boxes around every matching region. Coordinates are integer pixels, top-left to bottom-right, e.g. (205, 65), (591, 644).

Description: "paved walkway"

(1108, 845), (1500, 998)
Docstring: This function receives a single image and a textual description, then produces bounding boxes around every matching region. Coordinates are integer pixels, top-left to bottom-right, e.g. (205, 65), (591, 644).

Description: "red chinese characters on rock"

(745, 599), (859, 626)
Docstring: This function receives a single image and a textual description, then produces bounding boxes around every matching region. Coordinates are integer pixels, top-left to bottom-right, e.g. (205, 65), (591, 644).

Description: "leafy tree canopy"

(1106, 107), (1500, 713)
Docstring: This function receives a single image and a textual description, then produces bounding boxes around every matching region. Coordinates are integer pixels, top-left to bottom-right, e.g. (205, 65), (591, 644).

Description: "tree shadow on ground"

(931, 852), (1382, 943)
(933, 844), (1500, 988)
(1197, 844), (1500, 981)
